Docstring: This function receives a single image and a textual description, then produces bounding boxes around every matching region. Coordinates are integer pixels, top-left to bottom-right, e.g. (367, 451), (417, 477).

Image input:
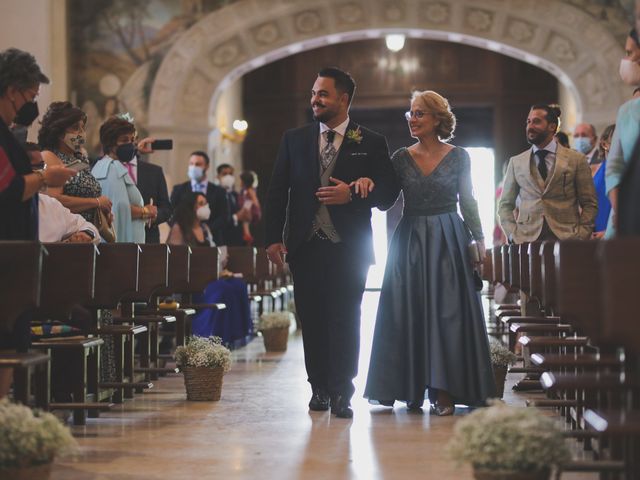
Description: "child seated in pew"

(167, 192), (253, 348)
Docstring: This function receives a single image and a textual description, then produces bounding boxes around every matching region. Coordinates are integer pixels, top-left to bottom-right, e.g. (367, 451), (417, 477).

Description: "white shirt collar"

(319, 116), (350, 137)
(532, 138), (557, 154)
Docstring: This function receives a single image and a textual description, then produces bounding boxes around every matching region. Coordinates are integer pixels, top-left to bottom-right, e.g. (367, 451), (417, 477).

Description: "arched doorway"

(141, 0), (627, 182)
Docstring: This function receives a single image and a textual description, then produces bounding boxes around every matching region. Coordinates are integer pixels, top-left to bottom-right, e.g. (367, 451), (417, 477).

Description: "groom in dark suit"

(265, 67), (398, 418)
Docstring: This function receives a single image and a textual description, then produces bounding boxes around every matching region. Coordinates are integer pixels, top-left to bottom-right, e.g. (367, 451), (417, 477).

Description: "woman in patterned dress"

(38, 101), (112, 223)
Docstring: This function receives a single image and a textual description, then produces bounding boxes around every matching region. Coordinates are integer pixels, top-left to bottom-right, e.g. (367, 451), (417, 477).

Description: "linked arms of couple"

(315, 176), (375, 204)
(266, 176), (375, 267)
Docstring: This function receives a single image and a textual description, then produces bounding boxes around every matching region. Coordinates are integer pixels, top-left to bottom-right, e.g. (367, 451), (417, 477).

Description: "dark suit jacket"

(265, 121), (399, 264)
(221, 189), (245, 246)
(170, 180), (229, 245)
(136, 160), (172, 244)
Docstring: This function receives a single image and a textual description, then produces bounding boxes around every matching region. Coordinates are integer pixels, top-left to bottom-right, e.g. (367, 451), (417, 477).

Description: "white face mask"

(620, 58), (640, 86)
(196, 204), (211, 221)
(220, 174), (235, 190)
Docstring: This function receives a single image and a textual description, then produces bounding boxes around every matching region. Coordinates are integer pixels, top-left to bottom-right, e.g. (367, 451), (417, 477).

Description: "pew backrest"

(0, 242), (43, 332)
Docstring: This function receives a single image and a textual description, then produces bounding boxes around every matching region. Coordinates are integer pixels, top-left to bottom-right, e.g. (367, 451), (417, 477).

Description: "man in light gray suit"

(498, 104), (597, 244)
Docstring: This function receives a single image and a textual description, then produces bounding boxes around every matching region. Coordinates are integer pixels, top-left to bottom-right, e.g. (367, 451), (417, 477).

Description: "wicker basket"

(261, 327), (289, 352)
(474, 467), (550, 480)
(181, 366), (224, 401)
(493, 365), (508, 399)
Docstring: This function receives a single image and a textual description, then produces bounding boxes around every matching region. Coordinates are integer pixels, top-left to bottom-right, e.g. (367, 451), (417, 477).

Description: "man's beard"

(527, 130), (548, 146)
(312, 104), (337, 124)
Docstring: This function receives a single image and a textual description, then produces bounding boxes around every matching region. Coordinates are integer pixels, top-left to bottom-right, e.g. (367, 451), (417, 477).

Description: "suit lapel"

(332, 121), (359, 178)
(523, 151), (544, 194)
(306, 123), (321, 189)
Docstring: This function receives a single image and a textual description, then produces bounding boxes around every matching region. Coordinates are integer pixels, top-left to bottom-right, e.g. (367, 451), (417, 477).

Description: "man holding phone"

(131, 137), (172, 243)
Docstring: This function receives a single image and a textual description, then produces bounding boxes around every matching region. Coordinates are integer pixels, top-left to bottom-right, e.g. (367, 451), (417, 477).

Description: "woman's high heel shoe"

(431, 404), (454, 416)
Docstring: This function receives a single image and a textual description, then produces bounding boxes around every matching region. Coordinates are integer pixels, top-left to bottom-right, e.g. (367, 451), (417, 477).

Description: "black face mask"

(115, 142), (136, 163)
(14, 100), (39, 127)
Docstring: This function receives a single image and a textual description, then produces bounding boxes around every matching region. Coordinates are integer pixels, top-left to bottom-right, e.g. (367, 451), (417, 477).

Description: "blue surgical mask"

(188, 165), (204, 181)
(573, 137), (593, 155)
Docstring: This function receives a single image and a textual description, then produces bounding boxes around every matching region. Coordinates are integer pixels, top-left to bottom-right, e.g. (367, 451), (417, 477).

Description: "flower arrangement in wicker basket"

(489, 339), (518, 398)
(0, 399), (77, 479)
(258, 312), (293, 352)
(447, 401), (570, 480)
(175, 336), (231, 401)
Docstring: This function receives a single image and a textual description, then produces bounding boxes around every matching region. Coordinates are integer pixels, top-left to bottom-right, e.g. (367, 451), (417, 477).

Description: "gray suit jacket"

(498, 145), (597, 243)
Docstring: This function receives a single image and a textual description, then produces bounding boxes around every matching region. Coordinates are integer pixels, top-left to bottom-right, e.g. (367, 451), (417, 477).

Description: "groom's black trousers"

(288, 237), (368, 400)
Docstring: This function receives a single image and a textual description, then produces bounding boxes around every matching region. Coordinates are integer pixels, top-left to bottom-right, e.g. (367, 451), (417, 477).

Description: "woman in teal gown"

(364, 91), (496, 415)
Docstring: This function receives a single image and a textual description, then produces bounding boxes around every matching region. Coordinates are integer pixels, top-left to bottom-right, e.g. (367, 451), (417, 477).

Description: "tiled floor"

(51, 292), (597, 479)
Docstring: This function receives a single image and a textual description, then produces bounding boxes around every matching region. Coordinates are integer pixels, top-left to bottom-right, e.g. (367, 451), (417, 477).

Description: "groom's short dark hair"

(318, 67), (356, 106)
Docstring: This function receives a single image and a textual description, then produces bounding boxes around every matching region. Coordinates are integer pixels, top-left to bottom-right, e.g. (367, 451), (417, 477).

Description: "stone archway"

(145, 0), (628, 180)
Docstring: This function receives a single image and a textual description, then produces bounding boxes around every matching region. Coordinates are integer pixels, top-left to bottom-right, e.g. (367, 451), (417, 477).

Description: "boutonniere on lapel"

(345, 126), (363, 145)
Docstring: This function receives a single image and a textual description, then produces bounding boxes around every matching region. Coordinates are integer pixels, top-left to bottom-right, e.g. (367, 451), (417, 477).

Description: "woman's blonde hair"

(410, 90), (456, 141)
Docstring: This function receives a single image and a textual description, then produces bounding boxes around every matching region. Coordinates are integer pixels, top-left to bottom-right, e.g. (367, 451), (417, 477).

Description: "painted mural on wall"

(69, 0), (236, 155)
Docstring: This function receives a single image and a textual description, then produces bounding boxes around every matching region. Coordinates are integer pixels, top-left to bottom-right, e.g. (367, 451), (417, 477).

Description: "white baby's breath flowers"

(258, 311), (293, 331)
(489, 338), (518, 367)
(447, 401), (570, 472)
(175, 336), (231, 372)
(0, 399), (76, 468)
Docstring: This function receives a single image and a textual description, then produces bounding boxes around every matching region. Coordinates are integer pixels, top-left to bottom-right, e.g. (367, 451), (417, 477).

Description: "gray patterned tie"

(320, 130), (337, 171)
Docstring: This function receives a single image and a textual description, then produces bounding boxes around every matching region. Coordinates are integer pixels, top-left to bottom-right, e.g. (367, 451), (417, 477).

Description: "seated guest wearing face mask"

(38, 101), (112, 224)
(170, 151), (229, 245)
(166, 192), (252, 347)
(25, 143), (100, 244)
(91, 115), (156, 243)
(0, 48), (77, 399)
(167, 192), (214, 246)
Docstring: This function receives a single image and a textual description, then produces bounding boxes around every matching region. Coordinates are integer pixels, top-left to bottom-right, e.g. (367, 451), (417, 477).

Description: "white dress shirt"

(319, 116), (350, 155)
(532, 138), (558, 174)
(39, 194), (100, 244)
(190, 178), (208, 193)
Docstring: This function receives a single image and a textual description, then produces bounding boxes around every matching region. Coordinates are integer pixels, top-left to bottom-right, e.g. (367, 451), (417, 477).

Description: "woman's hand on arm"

(349, 177), (375, 199)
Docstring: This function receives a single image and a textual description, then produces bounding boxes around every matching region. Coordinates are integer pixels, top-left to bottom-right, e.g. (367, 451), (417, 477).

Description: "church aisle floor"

(51, 293), (597, 480)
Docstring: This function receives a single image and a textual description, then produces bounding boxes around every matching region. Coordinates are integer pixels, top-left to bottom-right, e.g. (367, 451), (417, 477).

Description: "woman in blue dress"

(167, 192), (253, 348)
(592, 124), (614, 238)
(364, 90), (496, 415)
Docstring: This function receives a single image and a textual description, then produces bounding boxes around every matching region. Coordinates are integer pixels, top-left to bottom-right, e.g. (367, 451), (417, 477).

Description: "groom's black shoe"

(331, 395), (353, 419)
(309, 389), (330, 411)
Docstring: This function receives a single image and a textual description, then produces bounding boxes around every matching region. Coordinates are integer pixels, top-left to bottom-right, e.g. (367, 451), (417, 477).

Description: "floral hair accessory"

(116, 112), (135, 123)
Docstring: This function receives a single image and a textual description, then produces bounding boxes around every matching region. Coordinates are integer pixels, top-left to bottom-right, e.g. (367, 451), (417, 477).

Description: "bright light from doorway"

(465, 147), (496, 242)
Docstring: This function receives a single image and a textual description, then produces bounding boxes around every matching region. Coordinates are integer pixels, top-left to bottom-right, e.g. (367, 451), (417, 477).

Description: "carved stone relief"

(546, 34), (577, 63)
(505, 17), (535, 43)
(294, 10), (322, 34)
(336, 3), (365, 25)
(382, 1), (405, 22)
(252, 22), (282, 46)
(181, 71), (212, 117)
(419, 2), (450, 25)
(211, 37), (245, 68)
(465, 8), (494, 32)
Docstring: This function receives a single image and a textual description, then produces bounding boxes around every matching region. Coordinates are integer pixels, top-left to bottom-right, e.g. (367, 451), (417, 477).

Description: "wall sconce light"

(385, 34), (405, 52)
(221, 119), (249, 143)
